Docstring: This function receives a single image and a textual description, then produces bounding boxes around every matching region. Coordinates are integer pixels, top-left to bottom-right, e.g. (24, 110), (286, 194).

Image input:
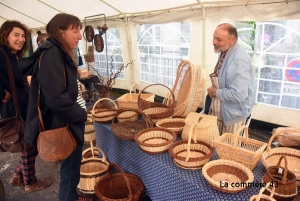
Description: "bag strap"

(0, 48), (21, 116)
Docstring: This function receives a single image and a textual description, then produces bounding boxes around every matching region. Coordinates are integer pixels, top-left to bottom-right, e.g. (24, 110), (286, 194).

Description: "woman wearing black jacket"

(24, 14), (87, 201)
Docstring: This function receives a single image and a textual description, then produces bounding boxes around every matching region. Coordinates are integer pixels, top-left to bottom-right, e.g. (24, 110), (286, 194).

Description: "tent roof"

(0, 0), (297, 29)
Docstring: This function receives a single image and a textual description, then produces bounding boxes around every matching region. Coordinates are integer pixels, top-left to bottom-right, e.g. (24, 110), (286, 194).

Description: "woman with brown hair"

(0, 21), (51, 192)
(23, 13), (87, 201)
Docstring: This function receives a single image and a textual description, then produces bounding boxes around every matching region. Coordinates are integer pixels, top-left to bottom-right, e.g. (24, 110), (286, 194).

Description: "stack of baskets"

(91, 98), (118, 123)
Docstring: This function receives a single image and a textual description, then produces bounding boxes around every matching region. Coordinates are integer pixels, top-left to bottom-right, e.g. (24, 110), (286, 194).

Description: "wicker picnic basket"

(182, 112), (219, 146)
(84, 115), (95, 144)
(111, 109), (153, 141)
(117, 83), (154, 110)
(91, 98), (118, 123)
(214, 125), (268, 170)
(262, 155), (297, 201)
(202, 159), (254, 193)
(135, 127), (176, 154)
(249, 182), (276, 201)
(78, 143), (109, 194)
(261, 128), (300, 182)
(94, 163), (144, 201)
(156, 118), (185, 136)
(138, 84), (175, 123)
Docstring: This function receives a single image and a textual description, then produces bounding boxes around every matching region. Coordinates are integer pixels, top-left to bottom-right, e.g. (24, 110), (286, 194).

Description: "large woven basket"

(156, 118), (185, 136)
(94, 163), (144, 201)
(117, 83), (154, 110)
(214, 125), (268, 170)
(91, 98), (118, 123)
(78, 144), (109, 194)
(135, 127), (176, 154)
(84, 115), (95, 144)
(138, 84), (175, 123)
(111, 109), (153, 141)
(202, 159), (254, 193)
(249, 182), (276, 201)
(261, 128), (300, 182)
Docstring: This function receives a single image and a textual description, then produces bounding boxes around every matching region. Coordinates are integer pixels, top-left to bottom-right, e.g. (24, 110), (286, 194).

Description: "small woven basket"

(261, 128), (300, 183)
(91, 98), (118, 123)
(202, 159), (254, 193)
(135, 127), (176, 154)
(84, 115), (95, 144)
(111, 109), (153, 141)
(117, 83), (154, 110)
(78, 143), (109, 194)
(94, 163), (144, 201)
(155, 118), (185, 136)
(117, 110), (139, 123)
(249, 182), (276, 201)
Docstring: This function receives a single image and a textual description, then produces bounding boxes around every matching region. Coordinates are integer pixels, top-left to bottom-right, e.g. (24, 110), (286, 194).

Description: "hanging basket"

(91, 98), (118, 123)
(94, 163), (144, 201)
(156, 118), (185, 136)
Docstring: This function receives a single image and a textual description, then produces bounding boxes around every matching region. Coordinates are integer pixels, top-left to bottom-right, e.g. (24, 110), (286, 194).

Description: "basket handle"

(91, 98), (118, 114)
(185, 123), (195, 162)
(232, 125), (249, 147)
(256, 182), (275, 199)
(129, 83), (141, 99)
(275, 155), (289, 184)
(86, 114), (94, 122)
(107, 163), (133, 200)
(266, 128), (300, 152)
(81, 143), (108, 163)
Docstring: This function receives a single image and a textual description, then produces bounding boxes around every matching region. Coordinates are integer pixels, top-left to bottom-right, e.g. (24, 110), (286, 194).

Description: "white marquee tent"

(1, 0), (300, 128)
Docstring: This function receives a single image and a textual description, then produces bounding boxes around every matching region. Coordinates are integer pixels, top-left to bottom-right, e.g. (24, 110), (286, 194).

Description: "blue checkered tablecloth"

(94, 122), (290, 201)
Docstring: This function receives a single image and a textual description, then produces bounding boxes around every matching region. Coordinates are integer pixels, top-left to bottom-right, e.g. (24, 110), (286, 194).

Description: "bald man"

(207, 23), (256, 134)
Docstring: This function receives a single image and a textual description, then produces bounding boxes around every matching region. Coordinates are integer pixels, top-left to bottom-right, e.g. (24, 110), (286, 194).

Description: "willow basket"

(214, 125), (267, 170)
(135, 127), (176, 154)
(156, 118), (185, 136)
(249, 182), (276, 201)
(78, 146), (109, 194)
(202, 159), (254, 193)
(261, 128), (300, 182)
(91, 98), (118, 123)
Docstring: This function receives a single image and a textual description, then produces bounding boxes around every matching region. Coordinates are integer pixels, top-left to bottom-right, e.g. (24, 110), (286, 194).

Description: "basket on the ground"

(202, 159), (254, 193)
(262, 155), (297, 201)
(78, 144), (109, 194)
(261, 128), (300, 182)
(135, 127), (176, 154)
(214, 125), (267, 170)
(84, 115), (95, 144)
(117, 110), (139, 123)
(111, 109), (153, 141)
(249, 182), (276, 201)
(138, 84), (175, 123)
(156, 118), (185, 136)
(94, 163), (144, 201)
(91, 98), (118, 123)
(117, 83), (154, 110)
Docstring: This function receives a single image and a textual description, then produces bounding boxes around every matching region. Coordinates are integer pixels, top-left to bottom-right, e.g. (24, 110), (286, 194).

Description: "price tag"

(278, 167), (283, 174)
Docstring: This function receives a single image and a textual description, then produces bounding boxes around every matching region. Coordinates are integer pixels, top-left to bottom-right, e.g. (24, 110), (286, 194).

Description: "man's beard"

(214, 41), (230, 53)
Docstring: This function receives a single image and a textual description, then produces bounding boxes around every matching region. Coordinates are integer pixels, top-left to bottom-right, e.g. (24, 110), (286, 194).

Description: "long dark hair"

(0, 20), (30, 57)
(36, 31), (48, 45)
(46, 13), (82, 64)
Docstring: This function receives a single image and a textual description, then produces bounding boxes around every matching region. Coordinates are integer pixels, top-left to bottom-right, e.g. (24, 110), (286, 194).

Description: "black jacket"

(23, 38), (86, 145)
(0, 44), (29, 120)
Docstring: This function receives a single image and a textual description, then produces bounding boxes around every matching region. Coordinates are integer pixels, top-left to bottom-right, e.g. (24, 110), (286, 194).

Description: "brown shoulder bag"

(36, 52), (77, 162)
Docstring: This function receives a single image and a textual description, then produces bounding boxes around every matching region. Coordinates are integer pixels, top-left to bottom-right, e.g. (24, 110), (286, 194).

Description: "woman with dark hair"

(23, 13), (87, 201)
(36, 31), (48, 46)
(0, 21), (51, 192)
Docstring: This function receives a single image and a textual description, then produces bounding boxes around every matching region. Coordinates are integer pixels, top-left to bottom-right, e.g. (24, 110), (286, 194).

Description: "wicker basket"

(91, 98), (118, 123)
(202, 159), (254, 193)
(214, 125), (268, 170)
(135, 127), (176, 154)
(249, 182), (276, 201)
(117, 83), (154, 110)
(262, 155), (297, 201)
(78, 144), (109, 194)
(117, 110), (139, 123)
(156, 118), (185, 136)
(261, 128), (300, 182)
(138, 84), (175, 123)
(84, 116), (95, 144)
(111, 109), (153, 141)
(94, 163), (144, 201)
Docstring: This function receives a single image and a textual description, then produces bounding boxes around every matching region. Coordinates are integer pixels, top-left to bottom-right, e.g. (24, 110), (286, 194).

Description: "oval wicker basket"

(202, 159), (254, 193)
(135, 127), (176, 154)
(249, 182), (276, 201)
(261, 128), (300, 182)
(78, 145), (109, 194)
(94, 163), (144, 201)
(156, 118), (185, 136)
(111, 109), (153, 141)
(91, 98), (118, 123)
(117, 110), (139, 123)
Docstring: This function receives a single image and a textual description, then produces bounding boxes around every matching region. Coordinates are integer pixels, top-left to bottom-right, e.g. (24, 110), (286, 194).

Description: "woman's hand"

(2, 90), (11, 103)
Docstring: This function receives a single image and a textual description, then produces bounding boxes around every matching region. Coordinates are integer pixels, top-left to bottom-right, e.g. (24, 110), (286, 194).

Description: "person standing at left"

(0, 21), (51, 191)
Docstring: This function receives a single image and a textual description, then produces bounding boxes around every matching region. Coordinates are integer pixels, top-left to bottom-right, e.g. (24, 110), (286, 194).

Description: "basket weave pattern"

(91, 98), (118, 123)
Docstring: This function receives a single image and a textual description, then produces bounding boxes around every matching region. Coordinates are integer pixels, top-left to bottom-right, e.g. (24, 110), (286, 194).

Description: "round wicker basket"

(135, 127), (176, 154)
(91, 98), (118, 123)
(202, 159), (254, 193)
(117, 110), (139, 123)
(156, 118), (185, 136)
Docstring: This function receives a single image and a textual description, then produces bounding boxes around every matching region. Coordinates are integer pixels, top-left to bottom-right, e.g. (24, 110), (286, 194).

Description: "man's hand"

(207, 86), (217, 98)
(2, 90), (11, 103)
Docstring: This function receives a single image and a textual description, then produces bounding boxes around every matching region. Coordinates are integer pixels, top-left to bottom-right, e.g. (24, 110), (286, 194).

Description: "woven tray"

(91, 98), (118, 123)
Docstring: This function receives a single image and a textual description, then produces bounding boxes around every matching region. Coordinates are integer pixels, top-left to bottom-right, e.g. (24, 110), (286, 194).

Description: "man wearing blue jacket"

(207, 23), (256, 134)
